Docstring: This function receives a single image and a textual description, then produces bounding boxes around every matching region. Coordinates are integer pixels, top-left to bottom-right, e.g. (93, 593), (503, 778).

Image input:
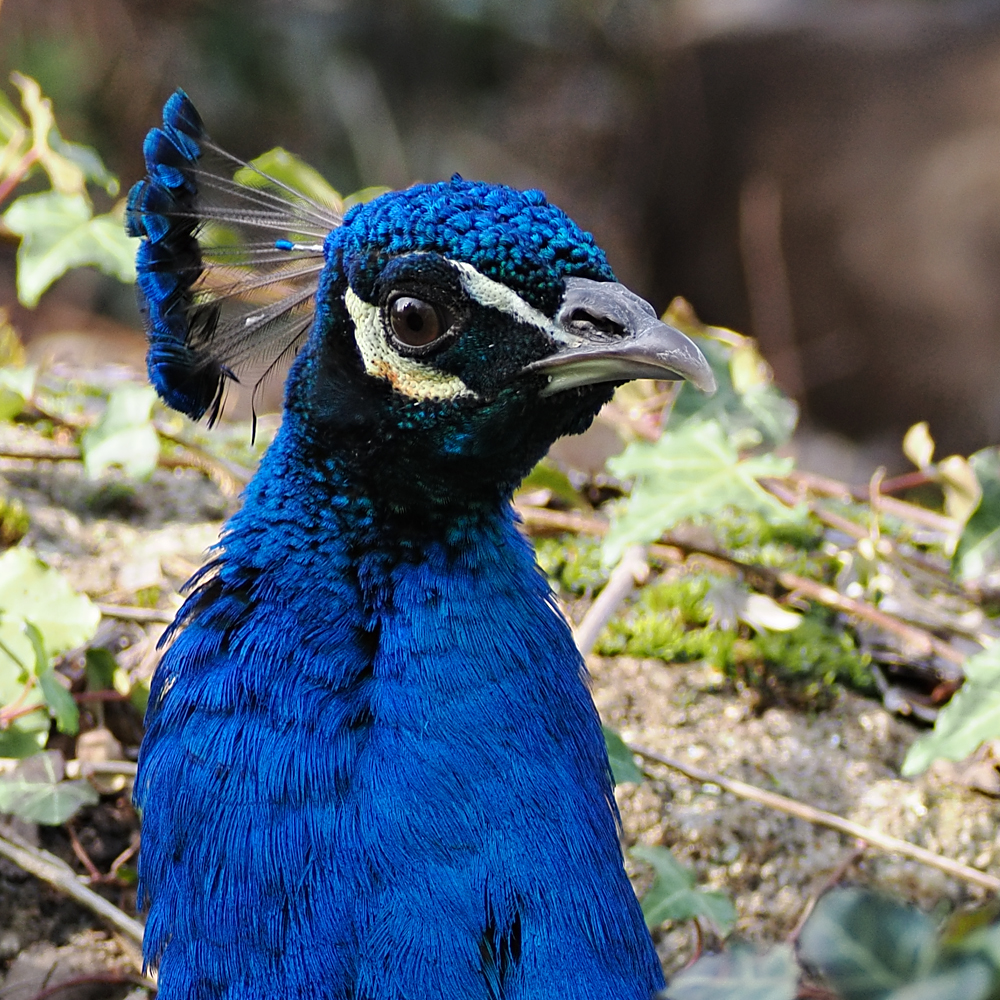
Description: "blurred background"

(3, 0), (1000, 476)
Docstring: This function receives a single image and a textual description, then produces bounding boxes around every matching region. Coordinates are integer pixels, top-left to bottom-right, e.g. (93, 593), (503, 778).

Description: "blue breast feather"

(136, 418), (663, 999)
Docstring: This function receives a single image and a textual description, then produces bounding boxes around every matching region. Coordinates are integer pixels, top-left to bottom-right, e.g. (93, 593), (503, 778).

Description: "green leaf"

(664, 943), (798, 1000)
(954, 449), (1000, 582)
(798, 888), (939, 1000)
(902, 642), (1000, 776)
(235, 146), (342, 210)
(0, 549), (101, 648)
(0, 550), (97, 753)
(35, 633), (78, 736)
(2, 191), (137, 308)
(0, 365), (36, 421)
(0, 751), (97, 824)
(84, 647), (118, 691)
(80, 384), (160, 480)
(48, 127), (119, 196)
(603, 419), (801, 565)
(0, 547), (101, 655)
(669, 336), (798, 449)
(882, 964), (993, 1000)
(633, 844), (737, 934)
(602, 727), (644, 784)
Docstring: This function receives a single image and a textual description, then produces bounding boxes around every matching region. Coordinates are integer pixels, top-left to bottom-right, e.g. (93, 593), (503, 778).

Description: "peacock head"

(128, 91), (714, 505)
(285, 178), (715, 500)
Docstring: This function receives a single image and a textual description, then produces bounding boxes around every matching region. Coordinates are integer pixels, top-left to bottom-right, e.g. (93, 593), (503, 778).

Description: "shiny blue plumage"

(129, 90), (669, 999)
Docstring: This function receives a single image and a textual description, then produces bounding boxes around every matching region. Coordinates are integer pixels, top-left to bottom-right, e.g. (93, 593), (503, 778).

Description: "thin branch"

(0, 828), (145, 943)
(788, 470), (955, 533)
(0, 437), (251, 497)
(774, 567), (966, 666)
(97, 603), (175, 624)
(574, 545), (649, 655)
(64, 759), (138, 779)
(630, 742), (1000, 893)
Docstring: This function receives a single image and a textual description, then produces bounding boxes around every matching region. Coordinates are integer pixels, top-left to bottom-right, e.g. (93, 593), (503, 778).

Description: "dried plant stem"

(774, 568), (965, 665)
(630, 742), (1000, 893)
(0, 829), (145, 943)
(574, 545), (649, 655)
(97, 603), (175, 624)
(0, 440), (251, 496)
(788, 470), (955, 533)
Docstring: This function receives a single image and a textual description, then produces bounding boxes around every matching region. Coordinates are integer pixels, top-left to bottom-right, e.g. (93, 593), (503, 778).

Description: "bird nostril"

(567, 309), (625, 338)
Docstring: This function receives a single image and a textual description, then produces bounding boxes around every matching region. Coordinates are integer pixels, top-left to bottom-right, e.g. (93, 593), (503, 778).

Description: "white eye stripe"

(344, 287), (477, 402)
(446, 260), (578, 345)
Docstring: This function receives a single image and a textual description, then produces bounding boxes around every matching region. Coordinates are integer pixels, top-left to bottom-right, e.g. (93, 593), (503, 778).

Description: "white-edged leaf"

(603, 419), (801, 565)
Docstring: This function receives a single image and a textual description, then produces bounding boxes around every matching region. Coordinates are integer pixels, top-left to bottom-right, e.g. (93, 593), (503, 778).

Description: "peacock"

(126, 89), (715, 1000)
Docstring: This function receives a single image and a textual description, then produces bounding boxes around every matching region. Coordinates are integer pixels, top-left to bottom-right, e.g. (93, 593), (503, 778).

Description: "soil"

(2, 451), (999, 995)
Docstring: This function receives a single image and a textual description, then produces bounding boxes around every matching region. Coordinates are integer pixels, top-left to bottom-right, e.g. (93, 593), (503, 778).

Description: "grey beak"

(524, 278), (717, 396)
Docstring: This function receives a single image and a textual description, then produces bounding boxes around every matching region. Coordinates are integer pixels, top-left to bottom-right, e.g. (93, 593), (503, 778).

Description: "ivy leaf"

(0, 751), (97, 825)
(633, 844), (737, 935)
(9, 72), (86, 197)
(902, 642), (1000, 776)
(235, 146), (343, 211)
(663, 943), (798, 1000)
(798, 888), (939, 1000)
(668, 333), (798, 450)
(953, 449), (1000, 583)
(48, 126), (119, 196)
(80, 384), (160, 480)
(0, 547), (101, 654)
(603, 419), (801, 565)
(603, 727), (644, 785)
(30, 619), (78, 736)
(2, 191), (137, 308)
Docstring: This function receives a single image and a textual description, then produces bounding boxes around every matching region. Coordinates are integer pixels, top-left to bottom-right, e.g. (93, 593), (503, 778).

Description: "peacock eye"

(388, 295), (446, 348)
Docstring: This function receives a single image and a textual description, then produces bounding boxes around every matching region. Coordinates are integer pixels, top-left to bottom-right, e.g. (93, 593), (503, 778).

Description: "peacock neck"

(219, 411), (526, 600)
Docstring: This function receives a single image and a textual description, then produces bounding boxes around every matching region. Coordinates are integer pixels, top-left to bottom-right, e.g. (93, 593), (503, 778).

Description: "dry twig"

(630, 742), (1000, 893)
(0, 828), (145, 943)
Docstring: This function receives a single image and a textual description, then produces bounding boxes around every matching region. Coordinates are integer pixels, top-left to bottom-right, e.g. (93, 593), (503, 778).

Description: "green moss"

(594, 567), (873, 701)
(534, 534), (609, 594)
(597, 572), (719, 661)
(752, 611), (874, 695)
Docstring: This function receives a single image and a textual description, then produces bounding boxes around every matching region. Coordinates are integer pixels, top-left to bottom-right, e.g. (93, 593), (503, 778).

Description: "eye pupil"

(389, 296), (444, 347)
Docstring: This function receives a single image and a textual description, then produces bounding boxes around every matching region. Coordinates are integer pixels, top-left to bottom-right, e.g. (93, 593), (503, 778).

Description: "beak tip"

(696, 369), (718, 395)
